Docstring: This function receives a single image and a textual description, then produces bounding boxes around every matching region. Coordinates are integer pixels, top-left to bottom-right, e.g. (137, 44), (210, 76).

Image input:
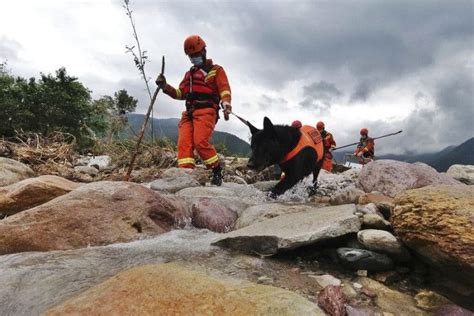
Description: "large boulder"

(213, 204), (360, 255)
(0, 157), (35, 187)
(329, 186), (365, 205)
(0, 181), (189, 254)
(236, 203), (320, 229)
(446, 164), (474, 185)
(45, 263), (324, 315)
(191, 198), (238, 233)
(357, 160), (460, 197)
(0, 175), (80, 217)
(392, 185), (474, 286)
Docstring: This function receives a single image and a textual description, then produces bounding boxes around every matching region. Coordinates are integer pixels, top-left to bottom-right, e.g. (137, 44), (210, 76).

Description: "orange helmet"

(360, 128), (368, 136)
(184, 35), (206, 55)
(291, 120), (302, 128)
(316, 121), (325, 130)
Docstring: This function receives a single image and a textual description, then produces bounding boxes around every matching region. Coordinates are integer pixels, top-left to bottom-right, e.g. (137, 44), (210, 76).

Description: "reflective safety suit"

(163, 59), (231, 169)
(320, 130), (336, 172)
(354, 136), (375, 164)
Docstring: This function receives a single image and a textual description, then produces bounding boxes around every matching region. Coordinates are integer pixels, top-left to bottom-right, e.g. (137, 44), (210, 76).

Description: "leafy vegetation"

(0, 65), (137, 151)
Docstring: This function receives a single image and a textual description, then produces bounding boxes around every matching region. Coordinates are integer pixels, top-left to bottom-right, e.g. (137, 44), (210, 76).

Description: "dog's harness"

(280, 125), (324, 163)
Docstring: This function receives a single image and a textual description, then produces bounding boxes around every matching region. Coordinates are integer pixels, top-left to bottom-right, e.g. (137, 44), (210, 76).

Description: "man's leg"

(177, 112), (195, 168)
(192, 108), (222, 185)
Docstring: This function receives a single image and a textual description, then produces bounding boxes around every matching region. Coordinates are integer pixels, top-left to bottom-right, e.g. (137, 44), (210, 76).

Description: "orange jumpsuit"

(163, 59), (231, 169)
(321, 130), (336, 172)
(354, 137), (375, 164)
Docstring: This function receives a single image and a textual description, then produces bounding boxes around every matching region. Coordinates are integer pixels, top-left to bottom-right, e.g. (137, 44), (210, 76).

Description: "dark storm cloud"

(258, 94), (288, 111)
(299, 80), (342, 113)
(350, 80), (374, 102)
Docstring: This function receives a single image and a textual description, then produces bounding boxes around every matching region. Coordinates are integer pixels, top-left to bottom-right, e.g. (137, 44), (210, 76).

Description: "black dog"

(247, 117), (324, 197)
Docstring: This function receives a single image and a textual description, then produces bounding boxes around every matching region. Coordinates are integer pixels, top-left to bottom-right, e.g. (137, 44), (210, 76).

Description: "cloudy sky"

(1, 0), (473, 154)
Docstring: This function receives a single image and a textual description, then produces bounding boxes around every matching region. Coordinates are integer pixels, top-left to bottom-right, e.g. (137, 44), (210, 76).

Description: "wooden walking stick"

(124, 56), (165, 181)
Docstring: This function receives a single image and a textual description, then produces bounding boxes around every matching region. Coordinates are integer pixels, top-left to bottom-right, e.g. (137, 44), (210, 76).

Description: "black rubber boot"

(211, 165), (223, 186)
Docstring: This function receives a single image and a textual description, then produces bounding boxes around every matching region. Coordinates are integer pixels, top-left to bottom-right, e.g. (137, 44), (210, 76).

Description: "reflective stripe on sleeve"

(220, 90), (231, 98)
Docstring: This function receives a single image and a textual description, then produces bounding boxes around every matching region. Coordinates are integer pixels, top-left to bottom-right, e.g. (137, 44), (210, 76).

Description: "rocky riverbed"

(0, 156), (473, 315)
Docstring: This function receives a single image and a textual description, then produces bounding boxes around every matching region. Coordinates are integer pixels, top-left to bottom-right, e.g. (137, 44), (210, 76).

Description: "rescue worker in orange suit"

(155, 35), (232, 186)
(316, 121), (336, 172)
(354, 128), (375, 164)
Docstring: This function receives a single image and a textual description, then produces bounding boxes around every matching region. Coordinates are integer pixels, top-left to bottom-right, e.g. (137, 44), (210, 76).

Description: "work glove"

(155, 74), (167, 89)
(221, 101), (232, 121)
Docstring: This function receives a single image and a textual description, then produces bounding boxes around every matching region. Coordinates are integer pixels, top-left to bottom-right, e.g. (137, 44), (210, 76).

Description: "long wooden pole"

(124, 56), (165, 181)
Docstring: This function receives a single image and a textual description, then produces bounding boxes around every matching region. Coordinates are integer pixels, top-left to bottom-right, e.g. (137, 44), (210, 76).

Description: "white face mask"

(190, 56), (204, 66)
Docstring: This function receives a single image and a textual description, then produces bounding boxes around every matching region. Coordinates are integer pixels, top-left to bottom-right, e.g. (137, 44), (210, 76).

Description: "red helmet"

(184, 35), (206, 55)
(360, 128), (368, 136)
(291, 120), (302, 128)
(316, 121), (325, 130)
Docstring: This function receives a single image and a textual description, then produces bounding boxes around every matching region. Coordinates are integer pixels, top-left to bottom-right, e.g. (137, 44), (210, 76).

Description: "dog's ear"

(263, 117), (274, 132)
(247, 121), (259, 135)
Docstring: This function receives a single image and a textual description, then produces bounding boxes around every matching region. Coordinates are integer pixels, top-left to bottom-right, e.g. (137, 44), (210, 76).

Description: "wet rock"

(446, 164), (474, 185)
(45, 263), (324, 315)
(252, 180), (279, 192)
(357, 160), (460, 197)
(0, 181), (189, 255)
(357, 229), (409, 259)
(150, 175), (200, 193)
(342, 168), (361, 180)
(317, 285), (346, 316)
(191, 197), (238, 233)
(0, 230), (220, 315)
(330, 186), (365, 205)
(177, 183), (267, 203)
(361, 214), (391, 230)
(74, 165), (99, 176)
(0, 175), (80, 217)
(392, 185), (474, 287)
(336, 248), (394, 272)
(356, 277), (427, 315)
(0, 157), (35, 186)
(311, 274), (341, 288)
(346, 305), (383, 316)
(214, 204), (360, 255)
(414, 290), (451, 311)
(236, 203), (320, 229)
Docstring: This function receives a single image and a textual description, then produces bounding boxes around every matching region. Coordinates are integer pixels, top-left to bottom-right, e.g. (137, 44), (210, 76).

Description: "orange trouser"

(322, 157), (333, 172)
(177, 107), (219, 169)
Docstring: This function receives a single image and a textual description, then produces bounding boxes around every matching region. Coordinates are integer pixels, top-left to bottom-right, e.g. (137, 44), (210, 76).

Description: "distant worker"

(316, 121), (336, 172)
(155, 35), (232, 186)
(354, 128), (375, 164)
